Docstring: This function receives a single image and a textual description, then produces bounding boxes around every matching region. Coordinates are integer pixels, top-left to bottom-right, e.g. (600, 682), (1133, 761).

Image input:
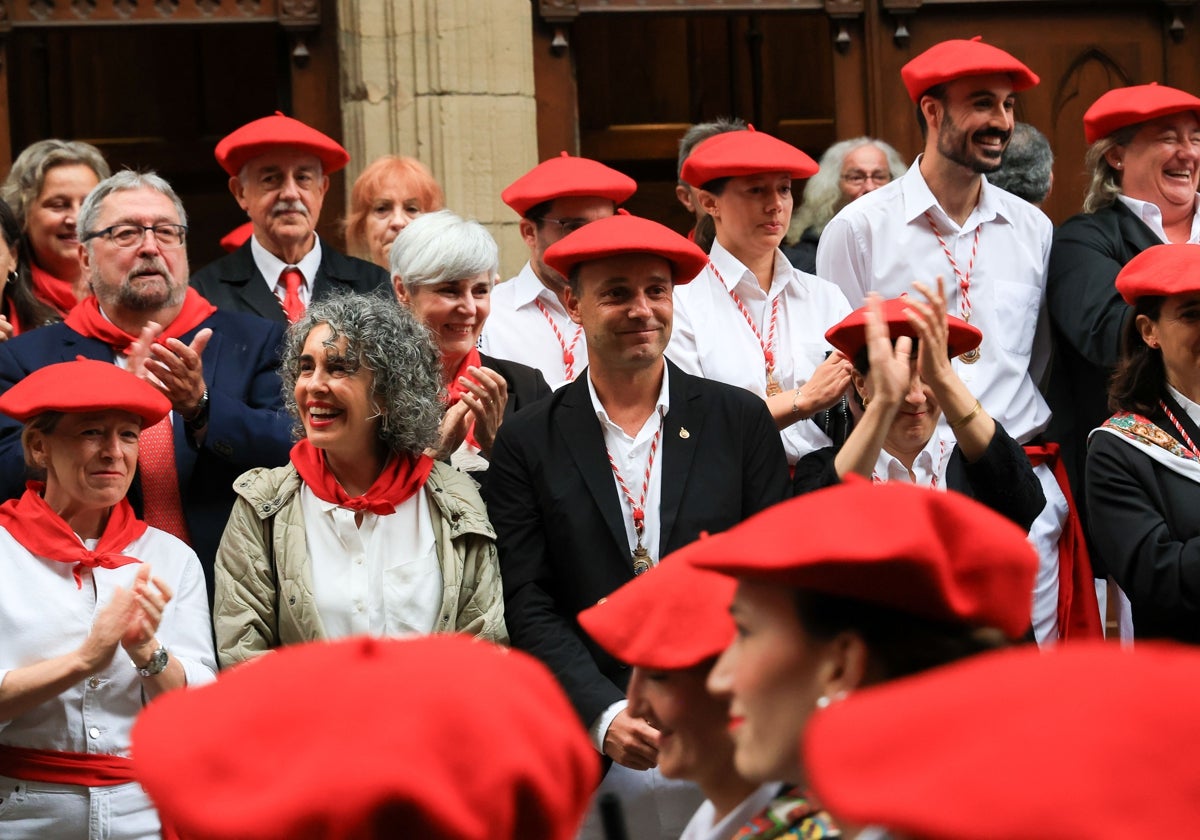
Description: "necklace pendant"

(632, 544), (652, 575)
(765, 370), (784, 397)
(959, 347), (980, 365)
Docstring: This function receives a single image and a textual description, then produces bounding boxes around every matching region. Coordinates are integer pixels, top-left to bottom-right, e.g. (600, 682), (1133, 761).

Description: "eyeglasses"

(841, 171), (892, 187)
(82, 223), (188, 249)
(535, 216), (590, 236)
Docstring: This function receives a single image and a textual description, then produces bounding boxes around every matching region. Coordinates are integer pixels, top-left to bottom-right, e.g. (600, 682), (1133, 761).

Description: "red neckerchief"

(1024, 443), (1103, 641)
(64, 288), (217, 353)
(289, 440), (433, 515)
(0, 482), (146, 588)
(445, 347), (483, 450)
(29, 262), (81, 317)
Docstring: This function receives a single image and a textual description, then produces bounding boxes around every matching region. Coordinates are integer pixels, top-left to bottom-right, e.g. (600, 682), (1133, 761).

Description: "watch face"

(140, 647), (169, 676)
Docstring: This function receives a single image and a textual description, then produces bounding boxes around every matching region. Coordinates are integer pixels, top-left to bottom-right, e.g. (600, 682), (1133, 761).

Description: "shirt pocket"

(991, 280), (1041, 357)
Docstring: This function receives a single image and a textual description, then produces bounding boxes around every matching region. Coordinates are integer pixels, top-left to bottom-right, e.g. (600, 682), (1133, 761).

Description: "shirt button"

(88, 727), (100, 739)
(355, 557), (363, 565)
(87, 677), (100, 689)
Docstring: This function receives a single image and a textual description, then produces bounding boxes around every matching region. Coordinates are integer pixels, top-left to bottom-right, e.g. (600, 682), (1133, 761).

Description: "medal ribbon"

(710, 261), (781, 384)
(605, 419), (664, 554)
(924, 211), (980, 324)
(1160, 399), (1200, 457)
(534, 298), (583, 382)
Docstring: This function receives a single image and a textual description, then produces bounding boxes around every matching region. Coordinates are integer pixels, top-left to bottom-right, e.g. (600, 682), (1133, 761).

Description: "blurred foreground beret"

(685, 478), (1037, 639)
(805, 641), (1200, 838)
(1114, 243), (1200, 304)
(133, 635), (599, 840)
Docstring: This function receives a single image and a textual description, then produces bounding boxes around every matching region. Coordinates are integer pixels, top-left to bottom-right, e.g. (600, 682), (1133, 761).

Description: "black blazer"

(484, 360), (789, 725)
(1086, 395), (1200, 643)
(0, 312), (293, 599)
(1045, 203), (1161, 509)
(189, 239), (389, 323)
(469, 353), (551, 493)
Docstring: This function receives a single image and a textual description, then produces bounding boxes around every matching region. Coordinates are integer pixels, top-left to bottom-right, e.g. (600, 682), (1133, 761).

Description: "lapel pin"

(679, 427), (690, 439)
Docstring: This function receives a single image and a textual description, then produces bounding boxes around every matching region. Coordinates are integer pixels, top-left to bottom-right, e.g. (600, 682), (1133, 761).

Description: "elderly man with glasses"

(0, 170), (292, 600)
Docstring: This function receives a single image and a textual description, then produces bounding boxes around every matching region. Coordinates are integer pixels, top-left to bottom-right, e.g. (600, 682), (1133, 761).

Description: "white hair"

(389, 209), (499, 292)
(787, 138), (907, 244)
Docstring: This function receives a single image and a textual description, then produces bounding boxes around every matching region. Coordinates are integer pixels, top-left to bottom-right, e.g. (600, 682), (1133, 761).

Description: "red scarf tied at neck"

(29, 262), (81, 317)
(445, 347), (483, 450)
(64, 288), (217, 353)
(0, 482), (146, 588)
(289, 440), (433, 515)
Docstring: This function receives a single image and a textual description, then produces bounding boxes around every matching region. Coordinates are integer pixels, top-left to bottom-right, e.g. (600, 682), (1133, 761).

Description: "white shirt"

(679, 783), (778, 840)
(479, 262), (588, 390)
(1168, 384), (1200, 428)
(250, 233), (322, 308)
(584, 364), (670, 749)
(817, 158), (1053, 444)
(870, 429), (954, 487)
(0, 526), (216, 754)
(670, 240), (851, 464)
(1117, 193), (1200, 243)
(302, 484), (442, 639)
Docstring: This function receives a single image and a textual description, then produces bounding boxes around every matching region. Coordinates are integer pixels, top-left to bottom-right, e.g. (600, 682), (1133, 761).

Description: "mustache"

(973, 128), (1011, 143)
(131, 257), (170, 278)
(271, 200), (309, 217)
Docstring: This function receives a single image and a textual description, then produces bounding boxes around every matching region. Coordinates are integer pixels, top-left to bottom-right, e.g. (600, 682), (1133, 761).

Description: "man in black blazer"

(486, 214), (789, 839)
(190, 113), (387, 322)
(0, 171), (292, 601)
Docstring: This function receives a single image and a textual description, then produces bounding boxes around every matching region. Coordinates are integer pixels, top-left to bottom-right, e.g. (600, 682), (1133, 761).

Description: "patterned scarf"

(731, 785), (840, 839)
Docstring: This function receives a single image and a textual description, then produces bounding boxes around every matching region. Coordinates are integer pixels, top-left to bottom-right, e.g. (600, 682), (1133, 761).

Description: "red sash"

(1024, 443), (1104, 641)
(28, 263), (81, 317)
(0, 745), (180, 839)
(64, 289), (217, 353)
(289, 440), (433, 515)
(0, 483), (145, 588)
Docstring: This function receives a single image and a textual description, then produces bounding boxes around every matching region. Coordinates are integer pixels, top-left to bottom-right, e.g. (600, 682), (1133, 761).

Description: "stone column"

(339, 0), (538, 278)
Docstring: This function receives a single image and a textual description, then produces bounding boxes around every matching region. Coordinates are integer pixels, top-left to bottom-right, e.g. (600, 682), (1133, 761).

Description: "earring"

(6, 270), (15, 285)
(815, 695), (832, 710)
(1114, 162), (1123, 170)
(861, 396), (871, 408)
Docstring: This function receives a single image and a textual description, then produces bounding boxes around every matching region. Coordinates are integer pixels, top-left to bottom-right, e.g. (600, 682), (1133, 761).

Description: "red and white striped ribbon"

(924, 211), (980, 324)
(535, 298), (583, 382)
(606, 420), (664, 546)
(710, 261), (781, 377)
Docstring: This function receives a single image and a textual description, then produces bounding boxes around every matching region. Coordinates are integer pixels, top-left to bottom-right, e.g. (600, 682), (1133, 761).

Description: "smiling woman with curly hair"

(213, 291), (507, 668)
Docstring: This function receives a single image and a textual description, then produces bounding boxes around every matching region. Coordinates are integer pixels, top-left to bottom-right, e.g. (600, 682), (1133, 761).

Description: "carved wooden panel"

(6, 0), (276, 25)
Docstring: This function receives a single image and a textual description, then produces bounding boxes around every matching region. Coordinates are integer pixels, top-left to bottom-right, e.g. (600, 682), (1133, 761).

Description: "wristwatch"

(136, 646), (170, 677)
(185, 387), (210, 432)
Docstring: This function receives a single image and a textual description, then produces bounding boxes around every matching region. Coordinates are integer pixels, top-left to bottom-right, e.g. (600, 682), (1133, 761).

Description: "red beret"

(132, 636), (599, 840)
(685, 478), (1037, 639)
(805, 641), (1200, 838)
(543, 210), (708, 286)
(1083, 82), (1200, 144)
(578, 553), (736, 671)
(501, 151), (636, 218)
(219, 221), (254, 253)
(680, 126), (819, 186)
(901, 37), (1039, 103)
(1114, 243), (1200, 304)
(0, 360), (170, 427)
(215, 112), (350, 177)
(825, 297), (982, 363)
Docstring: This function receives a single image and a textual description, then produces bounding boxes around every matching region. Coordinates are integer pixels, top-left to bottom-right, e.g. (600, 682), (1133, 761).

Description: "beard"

(94, 257), (187, 312)
(937, 111), (1011, 174)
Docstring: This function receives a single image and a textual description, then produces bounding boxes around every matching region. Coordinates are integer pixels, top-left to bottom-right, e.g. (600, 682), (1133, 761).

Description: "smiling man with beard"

(190, 113), (387, 325)
(0, 171), (293, 600)
(816, 37), (1104, 645)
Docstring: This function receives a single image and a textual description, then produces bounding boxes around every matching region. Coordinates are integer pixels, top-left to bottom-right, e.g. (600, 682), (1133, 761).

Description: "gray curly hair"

(786, 137), (907, 244)
(281, 291), (443, 455)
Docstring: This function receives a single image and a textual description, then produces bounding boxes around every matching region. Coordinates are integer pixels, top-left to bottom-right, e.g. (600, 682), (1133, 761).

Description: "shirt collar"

(875, 429), (944, 482)
(901, 155), (1011, 229)
(251, 233), (323, 288)
(708, 239), (796, 299)
(1168, 383), (1200, 429)
(1117, 193), (1200, 243)
(512, 261), (567, 312)
(586, 363), (671, 427)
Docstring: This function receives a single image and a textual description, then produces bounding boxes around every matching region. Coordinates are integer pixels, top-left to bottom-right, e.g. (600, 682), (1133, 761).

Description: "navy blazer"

(189, 239), (388, 322)
(484, 360), (789, 726)
(0, 312), (293, 597)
